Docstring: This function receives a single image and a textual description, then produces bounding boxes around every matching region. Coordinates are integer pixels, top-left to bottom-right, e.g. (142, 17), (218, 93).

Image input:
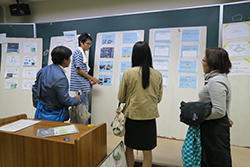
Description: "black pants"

(200, 115), (232, 167)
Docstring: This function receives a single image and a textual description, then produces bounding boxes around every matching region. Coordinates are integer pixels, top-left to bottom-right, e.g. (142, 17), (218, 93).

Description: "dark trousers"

(200, 115), (232, 167)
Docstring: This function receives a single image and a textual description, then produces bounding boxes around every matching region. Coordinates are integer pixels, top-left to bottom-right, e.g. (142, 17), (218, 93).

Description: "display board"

(222, 21), (250, 146)
(149, 26), (207, 139)
(0, 38), (43, 118)
(92, 30), (144, 128)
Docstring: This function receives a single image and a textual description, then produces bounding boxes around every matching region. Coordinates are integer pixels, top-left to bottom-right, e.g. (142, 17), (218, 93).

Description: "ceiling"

(0, 0), (45, 6)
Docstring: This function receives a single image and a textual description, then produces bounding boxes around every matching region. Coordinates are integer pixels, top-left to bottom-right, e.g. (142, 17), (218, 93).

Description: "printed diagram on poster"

(179, 75), (197, 88)
(63, 30), (77, 42)
(98, 74), (113, 86)
(5, 68), (19, 79)
(23, 56), (37, 66)
(122, 32), (138, 44)
(229, 59), (250, 75)
(6, 43), (19, 52)
(100, 47), (114, 58)
(154, 30), (171, 43)
(153, 59), (169, 71)
(153, 45), (170, 57)
(23, 42), (37, 53)
(118, 74), (123, 86)
(102, 33), (116, 45)
(22, 80), (34, 90)
(181, 29), (200, 42)
(120, 61), (131, 72)
(223, 23), (249, 40)
(162, 75), (168, 88)
(5, 79), (18, 89)
(22, 67), (36, 78)
(180, 45), (199, 58)
(99, 61), (113, 72)
(223, 41), (250, 57)
(6, 55), (20, 66)
(121, 47), (132, 58)
(179, 60), (197, 73)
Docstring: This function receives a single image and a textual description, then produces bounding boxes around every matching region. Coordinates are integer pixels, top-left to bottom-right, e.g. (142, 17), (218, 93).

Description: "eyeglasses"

(202, 59), (207, 63)
(84, 42), (92, 46)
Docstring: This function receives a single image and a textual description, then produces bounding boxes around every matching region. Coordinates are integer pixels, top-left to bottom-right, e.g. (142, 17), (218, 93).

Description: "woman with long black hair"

(118, 41), (163, 167)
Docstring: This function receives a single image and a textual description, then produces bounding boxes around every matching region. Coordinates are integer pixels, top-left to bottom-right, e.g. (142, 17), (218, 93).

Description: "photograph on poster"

(102, 33), (116, 45)
(179, 60), (197, 73)
(98, 74), (113, 86)
(23, 56), (37, 66)
(100, 47), (114, 58)
(6, 55), (20, 66)
(122, 32), (138, 44)
(180, 44), (199, 58)
(5, 68), (19, 79)
(179, 75), (197, 88)
(153, 59), (169, 71)
(99, 61), (113, 72)
(7, 43), (19, 53)
(120, 61), (131, 72)
(121, 47), (132, 58)
(153, 45), (170, 57)
(154, 30), (171, 43)
(5, 79), (18, 89)
(181, 29), (200, 42)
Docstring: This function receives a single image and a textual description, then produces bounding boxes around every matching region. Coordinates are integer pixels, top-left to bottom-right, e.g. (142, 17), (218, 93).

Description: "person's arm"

(76, 67), (99, 84)
(118, 72), (127, 103)
(206, 80), (228, 120)
(32, 70), (42, 108)
(55, 77), (81, 107)
(158, 74), (163, 103)
(73, 50), (99, 85)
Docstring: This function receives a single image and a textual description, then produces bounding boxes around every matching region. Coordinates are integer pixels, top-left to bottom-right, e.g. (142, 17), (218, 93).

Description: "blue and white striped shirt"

(70, 47), (91, 92)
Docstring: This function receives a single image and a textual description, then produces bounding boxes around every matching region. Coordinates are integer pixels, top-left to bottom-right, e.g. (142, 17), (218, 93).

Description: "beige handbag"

(111, 103), (126, 137)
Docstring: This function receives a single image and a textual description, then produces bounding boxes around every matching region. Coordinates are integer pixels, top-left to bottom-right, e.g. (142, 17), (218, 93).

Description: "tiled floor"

(107, 132), (250, 167)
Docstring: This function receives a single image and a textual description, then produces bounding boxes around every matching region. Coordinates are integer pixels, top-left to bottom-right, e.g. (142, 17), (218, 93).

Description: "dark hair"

(51, 46), (72, 65)
(132, 41), (153, 89)
(78, 33), (92, 46)
(205, 48), (232, 74)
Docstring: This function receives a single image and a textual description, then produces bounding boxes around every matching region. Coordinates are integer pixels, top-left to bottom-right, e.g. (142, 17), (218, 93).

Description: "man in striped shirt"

(70, 33), (99, 123)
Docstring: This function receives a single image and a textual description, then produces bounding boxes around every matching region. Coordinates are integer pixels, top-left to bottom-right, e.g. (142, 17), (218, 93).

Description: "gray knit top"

(199, 70), (231, 120)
